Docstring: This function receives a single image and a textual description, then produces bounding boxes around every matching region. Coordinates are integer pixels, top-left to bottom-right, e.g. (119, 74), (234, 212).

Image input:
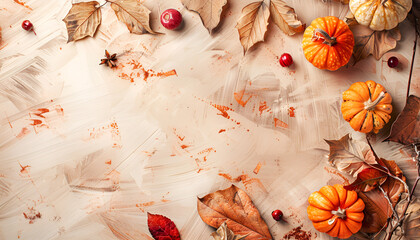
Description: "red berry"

(22, 20), (36, 35)
(387, 56), (399, 68)
(160, 9), (182, 30)
(272, 209), (283, 221)
(279, 53), (293, 67)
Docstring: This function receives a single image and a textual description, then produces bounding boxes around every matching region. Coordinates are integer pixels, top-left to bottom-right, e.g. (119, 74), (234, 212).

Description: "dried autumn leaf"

(269, 0), (305, 36)
(211, 222), (247, 240)
(236, 1), (270, 53)
(344, 167), (388, 192)
(197, 185), (272, 240)
(321, 0), (349, 3)
(147, 213), (180, 240)
(376, 158), (407, 206)
(351, 24), (401, 64)
(393, 197), (420, 239)
(345, 12), (358, 26)
(110, 0), (157, 35)
(325, 134), (377, 177)
(181, 0), (227, 33)
(359, 189), (392, 233)
(386, 95), (420, 145)
(62, 1), (102, 42)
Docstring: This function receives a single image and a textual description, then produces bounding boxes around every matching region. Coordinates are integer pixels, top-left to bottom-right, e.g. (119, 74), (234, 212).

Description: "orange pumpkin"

(302, 16), (354, 71)
(341, 80), (392, 133)
(307, 184), (365, 239)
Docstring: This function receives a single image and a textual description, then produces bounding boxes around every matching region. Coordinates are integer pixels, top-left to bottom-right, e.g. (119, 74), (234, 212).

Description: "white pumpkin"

(349, 0), (412, 31)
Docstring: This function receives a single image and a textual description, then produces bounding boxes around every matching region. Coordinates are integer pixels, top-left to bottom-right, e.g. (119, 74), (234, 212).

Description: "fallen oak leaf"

(269, 0), (305, 36)
(110, 0), (158, 35)
(325, 134), (377, 177)
(393, 197), (420, 239)
(197, 185), (272, 239)
(62, 1), (102, 42)
(344, 167), (388, 192)
(147, 213), (180, 240)
(211, 222), (247, 240)
(351, 24), (401, 64)
(386, 95), (420, 145)
(181, 0), (227, 33)
(236, 1), (270, 53)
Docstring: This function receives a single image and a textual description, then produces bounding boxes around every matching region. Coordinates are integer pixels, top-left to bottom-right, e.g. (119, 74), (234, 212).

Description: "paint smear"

(258, 101), (270, 115)
(288, 107), (296, 117)
(218, 129), (226, 133)
(87, 120), (122, 149)
(180, 145), (189, 149)
(19, 164), (30, 174)
(274, 118), (288, 128)
(253, 162), (262, 174)
(14, 0), (32, 10)
(324, 167), (350, 185)
(218, 173), (266, 192)
(234, 90), (252, 107)
(136, 201), (155, 213)
(116, 59), (176, 82)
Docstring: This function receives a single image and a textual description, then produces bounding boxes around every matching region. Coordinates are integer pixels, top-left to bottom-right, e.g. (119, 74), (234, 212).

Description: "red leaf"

(344, 167), (388, 192)
(147, 213), (180, 240)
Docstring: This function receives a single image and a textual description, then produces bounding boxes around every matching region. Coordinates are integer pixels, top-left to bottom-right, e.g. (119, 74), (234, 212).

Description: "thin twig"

(379, 185), (399, 221)
(406, 18), (418, 101)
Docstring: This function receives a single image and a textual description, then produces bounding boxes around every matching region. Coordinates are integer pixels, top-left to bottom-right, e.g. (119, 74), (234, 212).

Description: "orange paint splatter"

(14, 0), (32, 10)
(87, 120), (122, 149)
(23, 207), (41, 224)
(19, 164), (30, 174)
(116, 59), (176, 82)
(219, 173), (267, 192)
(253, 162), (262, 174)
(135, 201), (155, 213)
(105, 160), (112, 165)
(218, 129), (226, 133)
(218, 173), (233, 180)
(274, 118), (288, 128)
(258, 101), (270, 115)
(173, 129), (185, 141)
(234, 90), (252, 107)
(180, 145), (189, 149)
(16, 127), (31, 138)
(213, 104), (232, 119)
(288, 107), (296, 117)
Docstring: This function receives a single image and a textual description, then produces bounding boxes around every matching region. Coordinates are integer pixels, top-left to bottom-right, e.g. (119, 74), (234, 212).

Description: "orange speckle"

(288, 107), (296, 117)
(253, 162), (262, 174)
(213, 104), (232, 119)
(135, 201), (155, 213)
(181, 145), (189, 149)
(218, 129), (226, 133)
(234, 90), (252, 107)
(105, 160), (112, 165)
(274, 118), (288, 128)
(258, 101), (270, 115)
(19, 164), (30, 174)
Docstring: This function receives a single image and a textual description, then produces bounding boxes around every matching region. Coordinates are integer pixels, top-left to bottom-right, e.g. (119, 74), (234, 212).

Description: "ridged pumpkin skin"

(302, 16), (354, 71)
(341, 80), (392, 133)
(349, 0), (412, 31)
(307, 184), (365, 239)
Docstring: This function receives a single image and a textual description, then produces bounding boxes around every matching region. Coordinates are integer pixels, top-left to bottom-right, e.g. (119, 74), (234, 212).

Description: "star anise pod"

(100, 50), (117, 68)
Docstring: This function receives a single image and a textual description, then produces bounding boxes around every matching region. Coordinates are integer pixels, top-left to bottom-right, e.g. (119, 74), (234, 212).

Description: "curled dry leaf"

(147, 213), (180, 240)
(197, 185), (272, 240)
(351, 24), (401, 64)
(181, 0), (227, 33)
(236, 1), (270, 53)
(321, 0), (349, 4)
(269, 0), (305, 36)
(344, 167), (388, 192)
(211, 222), (247, 240)
(325, 134), (377, 177)
(62, 1), (102, 42)
(386, 95), (420, 145)
(392, 197), (420, 239)
(110, 0), (157, 35)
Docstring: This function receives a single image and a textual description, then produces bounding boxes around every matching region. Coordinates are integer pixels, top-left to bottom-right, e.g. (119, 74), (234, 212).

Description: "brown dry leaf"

(181, 0), (227, 33)
(345, 12), (358, 26)
(392, 197), (420, 239)
(351, 25), (401, 64)
(110, 0), (157, 35)
(359, 189), (392, 233)
(62, 1), (102, 42)
(211, 222), (247, 240)
(386, 95), (420, 145)
(197, 185), (272, 240)
(236, 1), (270, 53)
(344, 167), (388, 192)
(325, 134), (377, 177)
(269, 0), (305, 36)
(377, 158), (407, 206)
(321, 0), (349, 4)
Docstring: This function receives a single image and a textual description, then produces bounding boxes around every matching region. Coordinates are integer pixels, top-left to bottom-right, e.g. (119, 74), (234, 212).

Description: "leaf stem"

(406, 17), (418, 102)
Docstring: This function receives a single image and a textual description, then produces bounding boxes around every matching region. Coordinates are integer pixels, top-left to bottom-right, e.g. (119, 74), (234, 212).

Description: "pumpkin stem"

(312, 29), (337, 46)
(331, 208), (346, 219)
(364, 91), (386, 111)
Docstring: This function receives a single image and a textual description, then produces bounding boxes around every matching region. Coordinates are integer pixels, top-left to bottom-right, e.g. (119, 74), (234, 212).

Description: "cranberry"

(160, 9), (182, 30)
(272, 209), (283, 221)
(279, 53), (293, 67)
(387, 56), (399, 68)
(22, 20), (36, 35)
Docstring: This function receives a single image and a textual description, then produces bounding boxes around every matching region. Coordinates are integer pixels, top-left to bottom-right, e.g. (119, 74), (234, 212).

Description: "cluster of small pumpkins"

(304, 0), (411, 239)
